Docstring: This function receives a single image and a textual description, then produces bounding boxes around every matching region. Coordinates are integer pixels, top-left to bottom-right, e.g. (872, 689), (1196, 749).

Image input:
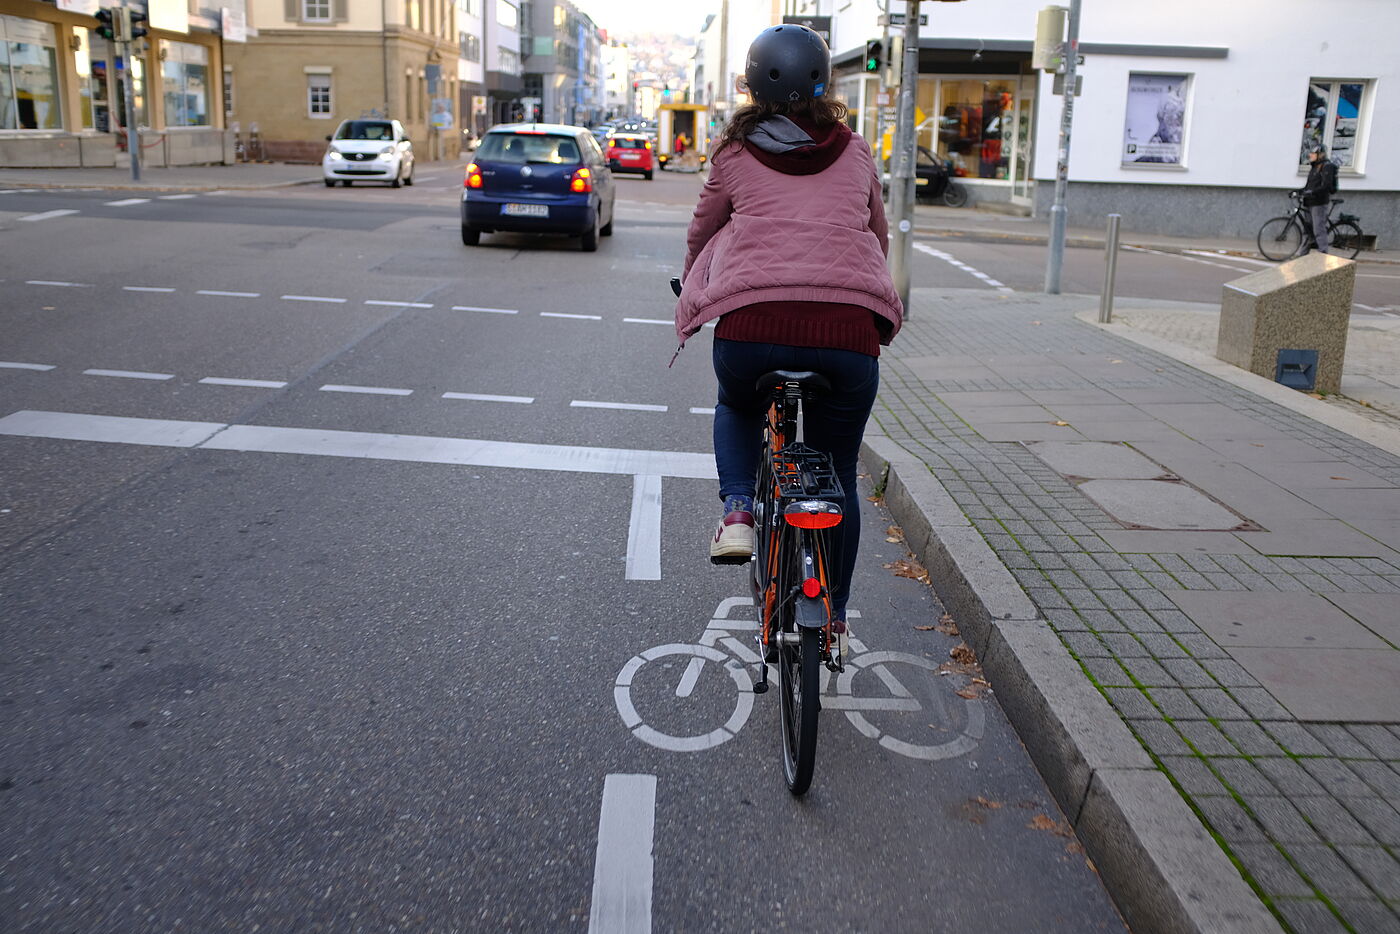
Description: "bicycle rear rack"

(770, 443), (844, 503)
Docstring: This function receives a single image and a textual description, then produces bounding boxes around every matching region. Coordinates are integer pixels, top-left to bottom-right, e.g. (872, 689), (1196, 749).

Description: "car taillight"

(570, 167), (592, 193)
(645, 141), (652, 150)
(465, 163), (482, 188)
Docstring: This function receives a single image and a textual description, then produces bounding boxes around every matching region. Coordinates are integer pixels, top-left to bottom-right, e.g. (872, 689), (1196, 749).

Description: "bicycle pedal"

(752, 681), (769, 695)
(710, 553), (753, 566)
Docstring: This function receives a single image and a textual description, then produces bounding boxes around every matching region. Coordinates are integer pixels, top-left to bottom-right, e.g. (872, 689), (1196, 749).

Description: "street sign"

(1052, 73), (1083, 96)
(879, 13), (929, 26)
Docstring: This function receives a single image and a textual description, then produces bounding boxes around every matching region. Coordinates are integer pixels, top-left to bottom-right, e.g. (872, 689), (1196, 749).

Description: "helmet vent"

(810, 70), (819, 80)
(769, 68), (780, 80)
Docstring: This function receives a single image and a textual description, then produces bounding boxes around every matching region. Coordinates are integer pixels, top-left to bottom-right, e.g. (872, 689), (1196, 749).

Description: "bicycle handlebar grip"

(670, 277), (682, 297)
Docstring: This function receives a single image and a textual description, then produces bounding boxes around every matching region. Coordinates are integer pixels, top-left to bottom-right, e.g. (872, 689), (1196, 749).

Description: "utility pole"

(118, 8), (141, 183)
(886, 0), (920, 317)
(872, 0), (891, 168)
(1043, 0), (1081, 294)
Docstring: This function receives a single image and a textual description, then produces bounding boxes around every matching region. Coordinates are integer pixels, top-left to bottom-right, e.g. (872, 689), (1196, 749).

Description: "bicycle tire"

(779, 624), (821, 795)
(1329, 220), (1363, 260)
(942, 183), (968, 208)
(1257, 216), (1302, 262)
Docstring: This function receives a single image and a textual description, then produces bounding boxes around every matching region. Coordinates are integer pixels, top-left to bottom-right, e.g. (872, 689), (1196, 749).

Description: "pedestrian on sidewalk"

(1296, 142), (1338, 254)
(673, 23), (903, 629)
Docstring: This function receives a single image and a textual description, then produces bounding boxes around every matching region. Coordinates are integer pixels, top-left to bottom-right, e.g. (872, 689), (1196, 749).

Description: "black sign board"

(782, 15), (831, 46)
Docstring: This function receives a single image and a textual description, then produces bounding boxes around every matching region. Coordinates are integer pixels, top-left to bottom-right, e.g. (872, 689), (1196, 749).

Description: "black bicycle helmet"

(744, 24), (830, 104)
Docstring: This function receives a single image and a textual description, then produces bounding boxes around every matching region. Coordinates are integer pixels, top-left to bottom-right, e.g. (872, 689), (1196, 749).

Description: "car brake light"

(645, 141), (652, 150)
(465, 163), (483, 188)
(570, 167), (592, 193)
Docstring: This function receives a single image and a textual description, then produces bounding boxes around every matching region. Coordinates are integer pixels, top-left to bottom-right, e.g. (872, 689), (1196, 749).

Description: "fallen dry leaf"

(1028, 814), (1076, 838)
(885, 537), (902, 543)
(883, 558), (930, 584)
(936, 614), (959, 636)
(955, 687), (982, 700)
(973, 796), (1003, 810)
(1052, 420), (1070, 427)
(1329, 476), (1348, 481)
(886, 525), (903, 539)
(950, 643), (977, 665)
(914, 625), (937, 631)
(1031, 320), (1042, 326)
(1110, 359), (1123, 364)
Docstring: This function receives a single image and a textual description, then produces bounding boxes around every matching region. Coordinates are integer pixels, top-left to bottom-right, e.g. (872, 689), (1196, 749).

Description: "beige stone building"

(227, 0), (462, 162)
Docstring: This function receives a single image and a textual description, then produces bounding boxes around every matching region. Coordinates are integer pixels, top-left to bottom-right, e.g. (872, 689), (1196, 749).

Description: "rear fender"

(792, 531), (831, 630)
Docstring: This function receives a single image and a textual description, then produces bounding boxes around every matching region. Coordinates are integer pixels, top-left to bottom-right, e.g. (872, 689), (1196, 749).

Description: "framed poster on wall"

(1122, 73), (1190, 166)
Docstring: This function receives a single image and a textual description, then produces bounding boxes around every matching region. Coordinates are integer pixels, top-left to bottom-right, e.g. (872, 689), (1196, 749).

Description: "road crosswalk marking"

(18, 210), (79, 222)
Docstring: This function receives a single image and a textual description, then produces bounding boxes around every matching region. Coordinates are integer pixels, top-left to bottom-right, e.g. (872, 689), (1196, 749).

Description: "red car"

(605, 133), (654, 180)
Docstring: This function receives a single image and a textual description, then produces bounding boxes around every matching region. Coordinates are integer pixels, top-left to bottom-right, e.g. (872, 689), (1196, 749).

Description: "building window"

(496, 0), (518, 30)
(307, 74), (331, 117)
(302, 0), (331, 22)
(1301, 80), (1368, 169)
(73, 27), (111, 131)
(497, 46), (519, 75)
(457, 0), (473, 14)
(161, 40), (210, 128)
(0, 14), (62, 130)
(460, 32), (481, 61)
(929, 78), (1018, 180)
(1121, 73), (1190, 166)
(223, 67), (234, 118)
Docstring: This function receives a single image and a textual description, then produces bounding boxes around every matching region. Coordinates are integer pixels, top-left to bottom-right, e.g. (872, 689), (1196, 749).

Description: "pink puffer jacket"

(674, 136), (902, 346)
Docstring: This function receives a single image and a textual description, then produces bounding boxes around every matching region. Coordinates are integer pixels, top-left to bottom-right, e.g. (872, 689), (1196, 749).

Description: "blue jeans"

(712, 339), (880, 618)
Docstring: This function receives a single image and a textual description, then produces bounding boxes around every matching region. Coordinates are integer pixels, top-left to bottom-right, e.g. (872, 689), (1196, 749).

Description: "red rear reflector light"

(570, 167), (592, 193)
(784, 511), (842, 529)
(465, 163), (483, 188)
(802, 577), (822, 599)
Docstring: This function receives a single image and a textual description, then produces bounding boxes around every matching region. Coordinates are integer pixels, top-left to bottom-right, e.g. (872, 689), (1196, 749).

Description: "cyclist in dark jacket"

(1297, 142), (1338, 254)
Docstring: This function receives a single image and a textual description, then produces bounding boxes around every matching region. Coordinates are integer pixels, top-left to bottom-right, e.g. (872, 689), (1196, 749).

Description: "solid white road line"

(105, 198), (150, 206)
(689, 407), (715, 416)
(18, 210), (80, 222)
(442, 391), (534, 404)
(623, 318), (671, 325)
(157, 194), (197, 200)
(626, 476), (663, 581)
(199, 377), (288, 389)
(542, 312), (603, 320)
(1184, 249), (1272, 267)
(83, 368), (174, 381)
(0, 361), (56, 371)
(319, 384), (413, 396)
(197, 289), (260, 298)
(452, 305), (519, 314)
(913, 242), (1015, 293)
(122, 286), (176, 293)
(588, 774), (657, 934)
(571, 400), (668, 413)
(25, 279), (87, 287)
(365, 300), (434, 308)
(281, 294), (347, 303)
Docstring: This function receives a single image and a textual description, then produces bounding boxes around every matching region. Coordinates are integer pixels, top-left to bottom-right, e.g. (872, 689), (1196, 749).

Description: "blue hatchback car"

(461, 123), (616, 252)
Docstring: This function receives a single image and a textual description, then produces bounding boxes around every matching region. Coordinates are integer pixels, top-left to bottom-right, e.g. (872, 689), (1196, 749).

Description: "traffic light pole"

(1043, 0), (1081, 294)
(116, 8), (141, 182)
(872, 0), (891, 164)
(886, 0), (920, 318)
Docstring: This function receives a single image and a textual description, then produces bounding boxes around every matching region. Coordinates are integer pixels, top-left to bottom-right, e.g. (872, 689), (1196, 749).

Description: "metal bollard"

(1099, 213), (1122, 323)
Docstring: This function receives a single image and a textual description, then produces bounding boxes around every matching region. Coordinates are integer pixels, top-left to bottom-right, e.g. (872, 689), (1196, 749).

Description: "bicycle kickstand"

(752, 635), (770, 695)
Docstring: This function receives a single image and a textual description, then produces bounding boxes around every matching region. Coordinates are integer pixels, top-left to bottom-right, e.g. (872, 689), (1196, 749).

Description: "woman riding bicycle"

(674, 23), (903, 630)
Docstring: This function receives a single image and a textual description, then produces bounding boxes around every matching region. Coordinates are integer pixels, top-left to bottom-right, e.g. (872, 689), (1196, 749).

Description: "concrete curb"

(0, 179), (324, 193)
(860, 434), (1282, 934)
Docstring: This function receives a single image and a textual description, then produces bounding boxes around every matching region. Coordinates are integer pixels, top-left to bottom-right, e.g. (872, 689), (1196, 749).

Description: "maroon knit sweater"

(713, 114), (885, 357)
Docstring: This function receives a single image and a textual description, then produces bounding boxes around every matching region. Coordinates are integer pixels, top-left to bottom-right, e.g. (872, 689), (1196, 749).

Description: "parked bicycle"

(1256, 192), (1363, 261)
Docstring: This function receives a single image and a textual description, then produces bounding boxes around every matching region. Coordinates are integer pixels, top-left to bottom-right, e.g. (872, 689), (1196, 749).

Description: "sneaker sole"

(710, 552), (752, 566)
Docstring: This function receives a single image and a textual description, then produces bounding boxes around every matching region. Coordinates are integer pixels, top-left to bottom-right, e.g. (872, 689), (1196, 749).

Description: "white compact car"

(323, 119), (415, 187)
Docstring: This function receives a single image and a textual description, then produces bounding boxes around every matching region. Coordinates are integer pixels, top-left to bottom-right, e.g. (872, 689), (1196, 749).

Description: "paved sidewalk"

(0, 161), (332, 191)
(865, 287), (1400, 934)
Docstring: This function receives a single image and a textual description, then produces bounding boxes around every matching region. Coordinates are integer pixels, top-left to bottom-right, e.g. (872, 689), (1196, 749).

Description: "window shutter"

(285, 0), (299, 20)
(333, 0), (347, 21)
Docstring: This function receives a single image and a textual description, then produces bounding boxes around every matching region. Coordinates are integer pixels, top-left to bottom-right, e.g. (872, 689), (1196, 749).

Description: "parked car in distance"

(605, 133), (654, 180)
(461, 123), (616, 251)
(323, 119), (415, 187)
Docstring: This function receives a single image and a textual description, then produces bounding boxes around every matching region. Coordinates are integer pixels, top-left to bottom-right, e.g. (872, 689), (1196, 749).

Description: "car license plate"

(502, 203), (548, 217)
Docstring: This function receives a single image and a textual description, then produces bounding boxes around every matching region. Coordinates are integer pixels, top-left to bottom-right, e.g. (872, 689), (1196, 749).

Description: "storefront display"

(162, 39), (210, 127)
(1122, 73), (1189, 166)
(0, 13), (62, 130)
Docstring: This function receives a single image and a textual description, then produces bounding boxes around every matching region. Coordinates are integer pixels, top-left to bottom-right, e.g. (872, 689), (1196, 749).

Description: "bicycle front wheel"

(1257, 216), (1302, 261)
(1330, 221), (1363, 260)
(779, 625), (821, 795)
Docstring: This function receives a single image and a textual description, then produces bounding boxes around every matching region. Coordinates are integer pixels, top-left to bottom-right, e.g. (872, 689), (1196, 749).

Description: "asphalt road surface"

(0, 170), (1138, 932)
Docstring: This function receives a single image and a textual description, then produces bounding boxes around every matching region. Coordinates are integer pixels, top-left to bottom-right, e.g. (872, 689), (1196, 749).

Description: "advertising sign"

(431, 98), (454, 130)
(221, 2), (247, 42)
(1122, 73), (1189, 165)
(56, 0), (100, 15)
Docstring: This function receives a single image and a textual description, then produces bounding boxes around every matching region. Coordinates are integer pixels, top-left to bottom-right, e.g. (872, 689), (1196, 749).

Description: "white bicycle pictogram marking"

(613, 597), (984, 760)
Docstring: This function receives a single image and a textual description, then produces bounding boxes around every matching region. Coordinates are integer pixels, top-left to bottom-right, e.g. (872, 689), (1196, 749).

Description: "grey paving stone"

(1110, 571), (1148, 589)
(1175, 571), (1214, 589)
(1174, 632), (1231, 659)
(1044, 608), (1087, 631)
(1160, 657), (1220, 689)
(1121, 656), (1174, 686)
(1139, 633), (1190, 659)
(1257, 757), (1329, 799)
(1092, 552), (1134, 572)
(1274, 897), (1350, 934)
(1030, 551), (1068, 570)
(1246, 796), (1323, 844)
(1219, 721), (1287, 758)
(1290, 843), (1378, 898)
(1308, 724), (1380, 760)
(1199, 657), (1260, 688)
(1263, 722), (1333, 757)
(1340, 796), (1400, 847)
(1349, 724), (1400, 760)
(1098, 589), (1142, 611)
(1102, 632), (1152, 657)
(1063, 588), (1108, 609)
(1231, 842), (1316, 898)
(1337, 845), (1400, 898)
(1176, 720), (1241, 756)
(1193, 794), (1268, 843)
(1334, 899), (1400, 934)
(1302, 758), (1380, 798)
(1027, 587), (1070, 609)
(1211, 758), (1280, 797)
(1348, 760), (1400, 799)
(1148, 686), (1207, 721)
(1103, 686), (1158, 719)
(1077, 609), (1126, 632)
(1161, 755), (1230, 796)
(1293, 795), (1378, 846)
(1149, 608), (1205, 634)
(1130, 718), (1194, 757)
(1143, 571), (1182, 591)
(1081, 656), (1132, 687)
(1189, 688), (1253, 720)
(1061, 631), (1113, 658)
(1230, 687), (1294, 721)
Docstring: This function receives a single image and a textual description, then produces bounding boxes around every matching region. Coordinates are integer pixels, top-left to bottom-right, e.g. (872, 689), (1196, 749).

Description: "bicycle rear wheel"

(779, 624), (821, 795)
(1257, 216), (1302, 261)
(1329, 221), (1363, 260)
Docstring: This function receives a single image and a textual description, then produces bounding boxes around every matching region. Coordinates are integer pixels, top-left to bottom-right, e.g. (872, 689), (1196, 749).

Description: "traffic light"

(94, 7), (117, 41)
(864, 39), (882, 73)
(128, 9), (148, 40)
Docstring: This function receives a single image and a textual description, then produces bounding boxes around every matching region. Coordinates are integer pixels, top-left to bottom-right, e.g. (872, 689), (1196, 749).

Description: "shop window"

(161, 40), (210, 127)
(223, 67), (234, 118)
(73, 27), (111, 131)
(934, 79), (1015, 180)
(1300, 80), (1368, 169)
(0, 14), (62, 130)
(307, 73), (331, 117)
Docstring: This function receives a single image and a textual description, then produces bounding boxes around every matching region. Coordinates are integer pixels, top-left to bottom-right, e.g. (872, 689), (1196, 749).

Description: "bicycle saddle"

(755, 370), (831, 394)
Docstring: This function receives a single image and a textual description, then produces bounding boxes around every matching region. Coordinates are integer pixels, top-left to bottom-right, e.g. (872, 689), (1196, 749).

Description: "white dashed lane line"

(572, 400), (668, 413)
(123, 286), (176, 293)
(1, 361), (56, 371)
(18, 210), (80, 222)
(105, 198), (151, 207)
(319, 384), (413, 396)
(197, 290), (261, 298)
(158, 194), (197, 200)
(443, 392), (535, 404)
(83, 368), (174, 381)
(689, 407), (716, 415)
(543, 312), (603, 320)
(624, 318), (671, 325)
(913, 242), (1014, 292)
(281, 294), (348, 304)
(25, 279), (88, 287)
(199, 377), (289, 389)
(452, 305), (518, 314)
(366, 300), (434, 308)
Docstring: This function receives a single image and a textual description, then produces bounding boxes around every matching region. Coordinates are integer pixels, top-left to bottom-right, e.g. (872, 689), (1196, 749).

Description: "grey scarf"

(746, 116), (815, 154)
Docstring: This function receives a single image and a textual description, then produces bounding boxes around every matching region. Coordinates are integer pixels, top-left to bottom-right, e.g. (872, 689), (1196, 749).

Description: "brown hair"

(715, 95), (850, 157)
